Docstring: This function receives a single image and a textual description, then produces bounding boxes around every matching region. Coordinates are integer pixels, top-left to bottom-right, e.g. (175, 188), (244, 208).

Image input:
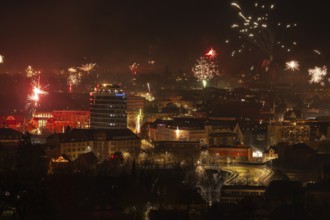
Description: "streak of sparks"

(238, 12), (248, 21)
(147, 82), (151, 93)
(231, 2), (242, 10)
(313, 50), (321, 55)
(285, 60), (300, 71)
(0, 55), (3, 63)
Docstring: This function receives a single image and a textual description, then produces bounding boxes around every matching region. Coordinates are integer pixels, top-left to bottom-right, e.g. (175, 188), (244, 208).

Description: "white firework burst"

(285, 60), (300, 71)
(308, 66), (327, 84)
(26, 77), (48, 113)
(192, 56), (219, 87)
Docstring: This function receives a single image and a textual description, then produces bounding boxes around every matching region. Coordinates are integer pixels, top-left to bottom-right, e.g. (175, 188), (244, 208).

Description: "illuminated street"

(204, 164), (273, 186)
(223, 165), (273, 186)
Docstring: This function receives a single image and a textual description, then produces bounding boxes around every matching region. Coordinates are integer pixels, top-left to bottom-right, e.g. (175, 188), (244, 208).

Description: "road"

(223, 164), (273, 186)
(204, 164), (273, 186)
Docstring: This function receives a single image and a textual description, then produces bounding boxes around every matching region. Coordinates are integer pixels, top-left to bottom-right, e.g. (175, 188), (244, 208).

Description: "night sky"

(0, 0), (329, 74)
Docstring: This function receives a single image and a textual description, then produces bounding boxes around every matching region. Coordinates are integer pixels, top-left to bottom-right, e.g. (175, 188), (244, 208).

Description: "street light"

(176, 126), (180, 140)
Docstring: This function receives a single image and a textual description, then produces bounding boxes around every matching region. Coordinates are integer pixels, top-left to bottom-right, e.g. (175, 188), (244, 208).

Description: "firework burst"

(79, 63), (96, 72)
(228, 1), (297, 72)
(67, 67), (80, 84)
(65, 63), (96, 92)
(285, 60), (300, 71)
(67, 73), (81, 92)
(26, 77), (48, 113)
(67, 74), (81, 86)
(192, 56), (219, 87)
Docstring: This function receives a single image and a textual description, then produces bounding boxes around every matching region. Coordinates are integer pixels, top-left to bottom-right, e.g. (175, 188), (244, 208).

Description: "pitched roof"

(48, 128), (140, 143)
(0, 128), (24, 137)
(75, 151), (97, 163)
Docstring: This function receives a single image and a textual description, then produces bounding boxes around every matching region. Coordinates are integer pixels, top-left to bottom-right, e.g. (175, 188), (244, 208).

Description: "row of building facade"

(1, 112), (329, 150)
(1, 83), (330, 164)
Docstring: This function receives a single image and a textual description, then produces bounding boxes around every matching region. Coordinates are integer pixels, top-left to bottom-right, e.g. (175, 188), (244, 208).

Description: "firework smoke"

(308, 66), (327, 85)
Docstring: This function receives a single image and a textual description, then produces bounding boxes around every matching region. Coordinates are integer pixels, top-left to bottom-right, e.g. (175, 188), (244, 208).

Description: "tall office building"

(89, 84), (127, 129)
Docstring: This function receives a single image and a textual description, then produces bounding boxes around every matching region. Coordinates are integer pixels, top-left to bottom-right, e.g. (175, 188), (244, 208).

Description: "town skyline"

(1, 1), (330, 219)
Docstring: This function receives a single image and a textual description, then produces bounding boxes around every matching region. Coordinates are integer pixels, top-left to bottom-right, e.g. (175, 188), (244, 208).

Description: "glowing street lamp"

(176, 126), (180, 140)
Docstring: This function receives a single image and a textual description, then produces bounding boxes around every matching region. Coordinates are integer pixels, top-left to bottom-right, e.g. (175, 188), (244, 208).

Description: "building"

(51, 110), (90, 132)
(267, 121), (310, 147)
(90, 84), (127, 129)
(89, 129), (140, 161)
(126, 94), (145, 133)
(32, 111), (53, 134)
(263, 148), (278, 162)
(208, 132), (238, 146)
(269, 143), (316, 168)
(126, 94), (145, 111)
(31, 110), (90, 134)
(0, 115), (26, 132)
(46, 128), (141, 161)
(149, 117), (243, 146)
(46, 129), (89, 160)
(152, 141), (201, 165)
(149, 118), (208, 144)
(220, 185), (266, 204)
(0, 128), (24, 146)
(208, 145), (253, 164)
(238, 120), (267, 150)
